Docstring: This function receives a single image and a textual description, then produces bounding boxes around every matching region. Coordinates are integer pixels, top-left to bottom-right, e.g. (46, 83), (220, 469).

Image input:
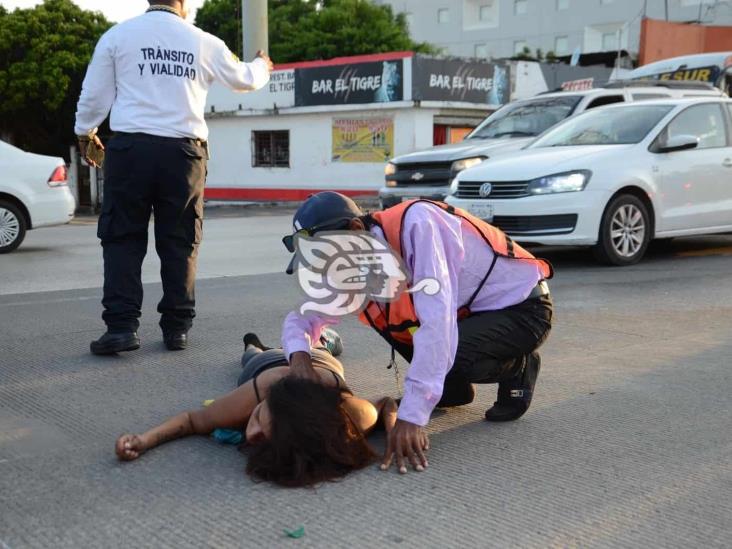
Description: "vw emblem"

(411, 172), (425, 181)
(478, 182), (493, 198)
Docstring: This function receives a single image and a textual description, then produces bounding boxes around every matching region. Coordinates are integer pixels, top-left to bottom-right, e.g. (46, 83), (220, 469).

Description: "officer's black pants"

(98, 133), (207, 334)
(390, 294), (553, 407)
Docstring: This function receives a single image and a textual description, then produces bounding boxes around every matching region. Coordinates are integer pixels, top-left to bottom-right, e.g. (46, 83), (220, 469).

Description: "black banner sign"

(656, 65), (720, 83)
(295, 59), (404, 106)
(412, 56), (510, 104)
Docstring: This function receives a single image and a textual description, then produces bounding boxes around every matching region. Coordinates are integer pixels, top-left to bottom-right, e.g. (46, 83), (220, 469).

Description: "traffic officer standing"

(281, 193), (554, 474)
(75, 1), (272, 355)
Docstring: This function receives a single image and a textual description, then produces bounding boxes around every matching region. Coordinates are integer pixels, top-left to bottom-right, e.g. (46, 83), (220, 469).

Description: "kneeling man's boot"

(485, 353), (540, 422)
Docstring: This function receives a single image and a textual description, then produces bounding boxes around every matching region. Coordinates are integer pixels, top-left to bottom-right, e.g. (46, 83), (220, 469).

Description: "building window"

(556, 0), (569, 9)
(602, 31), (618, 50)
(554, 35), (569, 54)
(514, 40), (528, 55)
(252, 130), (289, 168)
(464, 0), (499, 29)
(438, 8), (450, 23)
(514, 0), (527, 15)
(475, 44), (489, 58)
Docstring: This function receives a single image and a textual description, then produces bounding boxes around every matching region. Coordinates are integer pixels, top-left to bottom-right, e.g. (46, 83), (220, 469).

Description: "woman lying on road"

(115, 333), (398, 487)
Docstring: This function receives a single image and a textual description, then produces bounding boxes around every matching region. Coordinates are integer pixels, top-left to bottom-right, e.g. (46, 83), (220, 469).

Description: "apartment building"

(374, 0), (732, 60)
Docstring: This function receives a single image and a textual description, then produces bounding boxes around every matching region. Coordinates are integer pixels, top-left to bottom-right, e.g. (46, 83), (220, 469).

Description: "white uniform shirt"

(75, 11), (270, 140)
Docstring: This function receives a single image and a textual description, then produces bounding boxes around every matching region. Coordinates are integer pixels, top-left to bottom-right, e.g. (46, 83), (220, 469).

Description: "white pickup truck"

(379, 81), (723, 208)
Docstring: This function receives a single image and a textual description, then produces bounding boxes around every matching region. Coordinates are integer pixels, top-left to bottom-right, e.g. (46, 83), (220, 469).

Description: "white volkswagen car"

(447, 98), (732, 265)
(0, 140), (75, 253)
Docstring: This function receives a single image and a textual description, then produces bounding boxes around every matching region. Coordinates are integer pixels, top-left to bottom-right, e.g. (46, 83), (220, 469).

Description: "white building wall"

(205, 107), (438, 193)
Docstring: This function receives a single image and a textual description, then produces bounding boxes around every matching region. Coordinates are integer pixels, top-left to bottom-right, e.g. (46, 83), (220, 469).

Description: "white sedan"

(447, 98), (732, 265)
(0, 140), (76, 253)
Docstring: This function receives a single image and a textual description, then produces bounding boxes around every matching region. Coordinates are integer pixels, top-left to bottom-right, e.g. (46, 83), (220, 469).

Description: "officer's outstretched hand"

(381, 418), (429, 474)
(256, 50), (274, 73)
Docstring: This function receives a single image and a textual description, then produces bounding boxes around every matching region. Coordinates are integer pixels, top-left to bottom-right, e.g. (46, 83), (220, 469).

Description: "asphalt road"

(1, 212), (731, 548)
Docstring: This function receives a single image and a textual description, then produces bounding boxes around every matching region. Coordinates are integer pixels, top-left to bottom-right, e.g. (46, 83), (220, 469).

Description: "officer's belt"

(114, 132), (207, 147)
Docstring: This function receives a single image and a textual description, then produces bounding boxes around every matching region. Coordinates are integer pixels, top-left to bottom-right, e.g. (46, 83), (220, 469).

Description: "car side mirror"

(657, 134), (699, 153)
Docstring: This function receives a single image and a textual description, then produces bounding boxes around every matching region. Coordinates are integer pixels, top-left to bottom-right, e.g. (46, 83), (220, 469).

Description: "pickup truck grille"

(391, 162), (453, 187)
(456, 180), (530, 199)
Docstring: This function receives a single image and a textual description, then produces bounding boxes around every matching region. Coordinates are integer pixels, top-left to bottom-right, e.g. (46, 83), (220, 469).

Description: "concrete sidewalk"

(1, 230), (731, 548)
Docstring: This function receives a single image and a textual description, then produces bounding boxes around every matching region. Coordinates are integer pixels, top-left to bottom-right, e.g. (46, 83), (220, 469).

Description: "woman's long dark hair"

(245, 377), (376, 487)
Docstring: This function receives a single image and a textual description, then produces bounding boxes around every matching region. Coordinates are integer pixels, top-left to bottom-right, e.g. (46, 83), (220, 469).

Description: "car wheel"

(592, 194), (650, 266)
(0, 200), (27, 254)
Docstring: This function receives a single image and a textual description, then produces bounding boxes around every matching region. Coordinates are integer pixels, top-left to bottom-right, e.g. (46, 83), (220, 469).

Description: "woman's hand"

(115, 434), (146, 461)
(380, 419), (429, 474)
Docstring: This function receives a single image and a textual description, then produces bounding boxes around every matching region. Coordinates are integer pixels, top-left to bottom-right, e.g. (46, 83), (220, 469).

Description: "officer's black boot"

(485, 352), (540, 422)
(163, 332), (188, 351)
(90, 331), (140, 355)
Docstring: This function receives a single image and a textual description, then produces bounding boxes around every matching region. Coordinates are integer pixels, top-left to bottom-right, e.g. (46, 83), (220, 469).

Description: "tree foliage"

(0, 0), (111, 158)
(195, 0), (436, 63)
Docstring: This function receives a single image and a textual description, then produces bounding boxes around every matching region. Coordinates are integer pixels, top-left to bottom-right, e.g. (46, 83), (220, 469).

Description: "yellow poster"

(332, 118), (394, 163)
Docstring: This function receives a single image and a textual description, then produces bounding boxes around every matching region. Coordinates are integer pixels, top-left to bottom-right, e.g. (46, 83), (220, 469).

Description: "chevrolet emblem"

(411, 172), (425, 181)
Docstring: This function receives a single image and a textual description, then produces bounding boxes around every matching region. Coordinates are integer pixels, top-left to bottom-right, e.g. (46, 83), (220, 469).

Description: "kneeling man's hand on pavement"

(381, 419), (429, 474)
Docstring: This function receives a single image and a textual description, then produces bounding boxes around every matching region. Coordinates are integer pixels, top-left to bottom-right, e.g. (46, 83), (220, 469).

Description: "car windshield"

(467, 95), (582, 139)
(531, 105), (674, 148)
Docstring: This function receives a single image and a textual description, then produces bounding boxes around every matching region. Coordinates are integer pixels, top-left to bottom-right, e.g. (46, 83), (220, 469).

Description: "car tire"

(0, 200), (27, 254)
(592, 194), (651, 266)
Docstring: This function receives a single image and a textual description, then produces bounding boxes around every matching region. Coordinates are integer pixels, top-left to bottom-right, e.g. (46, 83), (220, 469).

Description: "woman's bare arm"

(114, 372), (280, 461)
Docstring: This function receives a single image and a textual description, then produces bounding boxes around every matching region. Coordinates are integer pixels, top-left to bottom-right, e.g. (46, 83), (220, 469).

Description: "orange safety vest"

(358, 199), (553, 347)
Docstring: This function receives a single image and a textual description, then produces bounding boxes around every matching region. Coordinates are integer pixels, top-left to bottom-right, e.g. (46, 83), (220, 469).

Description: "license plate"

(466, 201), (494, 221)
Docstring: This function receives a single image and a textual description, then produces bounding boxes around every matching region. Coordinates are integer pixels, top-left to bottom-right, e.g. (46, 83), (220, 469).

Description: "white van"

(628, 52), (732, 95)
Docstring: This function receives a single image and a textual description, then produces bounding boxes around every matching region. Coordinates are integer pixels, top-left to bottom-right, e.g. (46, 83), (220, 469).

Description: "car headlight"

(385, 180), (397, 188)
(385, 162), (397, 176)
(528, 170), (591, 195)
(451, 156), (485, 174)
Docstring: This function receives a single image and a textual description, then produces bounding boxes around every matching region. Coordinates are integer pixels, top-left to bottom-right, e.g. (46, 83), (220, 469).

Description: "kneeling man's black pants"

(97, 133), (207, 334)
(391, 294), (553, 406)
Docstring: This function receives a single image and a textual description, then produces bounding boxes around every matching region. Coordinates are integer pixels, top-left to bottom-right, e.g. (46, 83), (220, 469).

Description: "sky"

(0, 0), (207, 22)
